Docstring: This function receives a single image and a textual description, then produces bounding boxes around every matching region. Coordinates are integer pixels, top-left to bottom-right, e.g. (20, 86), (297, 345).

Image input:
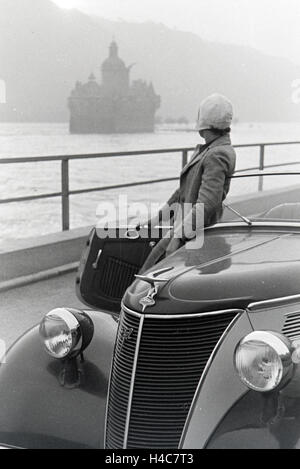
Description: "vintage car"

(1, 172), (300, 449)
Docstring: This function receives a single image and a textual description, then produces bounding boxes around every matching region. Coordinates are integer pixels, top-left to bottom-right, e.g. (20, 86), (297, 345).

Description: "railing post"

(182, 150), (188, 170)
(258, 144), (265, 192)
(61, 158), (70, 231)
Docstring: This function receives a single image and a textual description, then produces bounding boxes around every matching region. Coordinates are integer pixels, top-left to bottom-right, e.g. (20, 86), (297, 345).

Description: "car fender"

(183, 295), (300, 449)
(0, 310), (118, 449)
(206, 296), (300, 449)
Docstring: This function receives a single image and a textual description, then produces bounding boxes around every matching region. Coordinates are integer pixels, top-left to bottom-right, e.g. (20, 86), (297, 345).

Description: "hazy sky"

(53, 0), (300, 65)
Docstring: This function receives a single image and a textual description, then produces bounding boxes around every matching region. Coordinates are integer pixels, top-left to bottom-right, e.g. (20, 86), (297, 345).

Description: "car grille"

(105, 308), (238, 449)
(95, 256), (139, 300)
(282, 310), (300, 340)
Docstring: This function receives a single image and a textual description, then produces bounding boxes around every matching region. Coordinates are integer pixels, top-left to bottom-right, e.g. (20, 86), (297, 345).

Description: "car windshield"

(222, 172), (300, 224)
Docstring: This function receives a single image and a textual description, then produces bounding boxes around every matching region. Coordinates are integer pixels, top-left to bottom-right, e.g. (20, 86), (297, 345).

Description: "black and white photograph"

(0, 0), (300, 452)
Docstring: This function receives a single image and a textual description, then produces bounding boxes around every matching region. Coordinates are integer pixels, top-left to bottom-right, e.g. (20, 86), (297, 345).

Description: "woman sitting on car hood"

(140, 93), (236, 274)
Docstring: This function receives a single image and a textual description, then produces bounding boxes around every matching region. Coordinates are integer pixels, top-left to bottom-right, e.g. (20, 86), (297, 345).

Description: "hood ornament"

(139, 285), (159, 313)
(135, 267), (174, 312)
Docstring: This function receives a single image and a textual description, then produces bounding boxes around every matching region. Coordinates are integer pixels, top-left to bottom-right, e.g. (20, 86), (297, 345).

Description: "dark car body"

(1, 176), (300, 449)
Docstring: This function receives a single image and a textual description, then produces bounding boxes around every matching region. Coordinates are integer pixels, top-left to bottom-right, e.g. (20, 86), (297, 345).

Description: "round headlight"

(39, 308), (94, 359)
(234, 331), (293, 392)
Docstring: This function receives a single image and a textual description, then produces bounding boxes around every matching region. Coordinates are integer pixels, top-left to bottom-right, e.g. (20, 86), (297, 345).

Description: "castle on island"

(68, 41), (161, 134)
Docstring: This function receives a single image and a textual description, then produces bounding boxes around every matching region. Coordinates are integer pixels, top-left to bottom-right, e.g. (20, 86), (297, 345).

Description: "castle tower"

(69, 41), (160, 133)
(101, 41), (130, 97)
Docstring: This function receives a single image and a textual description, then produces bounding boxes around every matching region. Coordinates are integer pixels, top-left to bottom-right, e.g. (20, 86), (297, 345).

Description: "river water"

(0, 122), (300, 246)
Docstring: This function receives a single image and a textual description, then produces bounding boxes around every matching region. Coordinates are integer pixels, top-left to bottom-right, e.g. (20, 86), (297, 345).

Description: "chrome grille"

(282, 311), (300, 340)
(105, 309), (238, 449)
(105, 312), (141, 449)
(95, 256), (139, 300)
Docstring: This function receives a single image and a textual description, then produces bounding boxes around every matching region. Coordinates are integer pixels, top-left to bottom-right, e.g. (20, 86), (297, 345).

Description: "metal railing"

(0, 141), (299, 232)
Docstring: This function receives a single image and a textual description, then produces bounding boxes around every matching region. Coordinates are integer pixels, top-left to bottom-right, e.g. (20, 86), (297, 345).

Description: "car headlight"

(234, 331), (293, 392)
(39, 308), (94, 359)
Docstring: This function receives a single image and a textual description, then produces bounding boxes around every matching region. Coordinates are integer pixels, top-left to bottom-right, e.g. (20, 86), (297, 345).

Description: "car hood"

(123, 226), (300, 315)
